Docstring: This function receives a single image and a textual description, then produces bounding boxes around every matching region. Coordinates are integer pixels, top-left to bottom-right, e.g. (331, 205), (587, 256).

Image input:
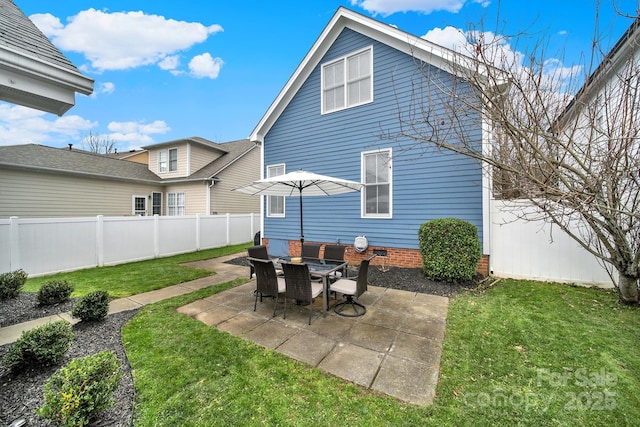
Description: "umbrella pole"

(299, 189), (304, 255)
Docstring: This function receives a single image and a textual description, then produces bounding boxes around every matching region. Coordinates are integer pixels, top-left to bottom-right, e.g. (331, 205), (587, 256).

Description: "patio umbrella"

(233, 169), (362, 247)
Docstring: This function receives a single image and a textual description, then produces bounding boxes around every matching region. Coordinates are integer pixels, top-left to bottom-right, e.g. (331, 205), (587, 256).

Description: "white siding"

(210, 147), (260, 214)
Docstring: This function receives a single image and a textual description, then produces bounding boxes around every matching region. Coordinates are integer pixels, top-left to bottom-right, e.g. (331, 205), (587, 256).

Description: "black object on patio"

(331, 256), (374, 317)
(281, 261), (323, 325)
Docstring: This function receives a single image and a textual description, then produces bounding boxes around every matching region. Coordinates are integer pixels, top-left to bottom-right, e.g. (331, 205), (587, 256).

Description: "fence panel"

(17, 217), (97, 275)
(157, 216), (198, 257)
(102, 216), (156, 265)
(200, 215), (231, 249)
(0, 220), (12, 273)
(491, 200), (612, 286)
(1, 214), (259, 277)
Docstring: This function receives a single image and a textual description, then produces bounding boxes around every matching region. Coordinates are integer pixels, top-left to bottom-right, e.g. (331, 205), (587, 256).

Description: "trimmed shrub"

(3, 320), (74, 372)
(72, 291), (110, 322)
(418, 218), (481, 282)
(0, 269), (28, 300)
(37, 351), (122, 427)
(37, 280), (75, 306)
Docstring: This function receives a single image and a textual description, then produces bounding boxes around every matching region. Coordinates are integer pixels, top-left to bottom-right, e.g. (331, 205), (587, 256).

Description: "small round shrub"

(37, 351), (122, 427)
(37, 280), (75, 306)
(72, 290), (110, 321)
(0, 269), (28, 300)
(418, 217), (481, 282)
(3, 320), (74, 372)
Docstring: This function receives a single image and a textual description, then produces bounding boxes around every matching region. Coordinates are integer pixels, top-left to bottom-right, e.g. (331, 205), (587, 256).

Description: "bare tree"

(83, 130), (117, 155)
(391, 13), (640, 304)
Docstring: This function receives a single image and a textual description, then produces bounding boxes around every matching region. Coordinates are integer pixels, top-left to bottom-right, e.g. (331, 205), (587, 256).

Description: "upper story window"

(322, 46), (373, 114)
(267, 164), (285, 217)
(158, 148), (178, 173)
(362, 148), (392, 218)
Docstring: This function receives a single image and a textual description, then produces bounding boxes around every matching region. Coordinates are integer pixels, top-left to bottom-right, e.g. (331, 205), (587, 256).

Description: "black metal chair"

(301, 243), (321, 261)
(330, 256), (374, 317)
(323, 244), (346, 280)
(246, 245), (269, 279)
(249, 257), (285, 317)
(281, 261), (323, 325)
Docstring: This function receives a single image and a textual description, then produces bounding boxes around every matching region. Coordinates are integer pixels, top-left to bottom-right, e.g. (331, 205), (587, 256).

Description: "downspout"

(206, 179), (215, 215)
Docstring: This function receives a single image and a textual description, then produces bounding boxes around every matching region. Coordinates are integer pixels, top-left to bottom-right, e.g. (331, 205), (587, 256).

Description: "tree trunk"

(617, 272), (639, 305)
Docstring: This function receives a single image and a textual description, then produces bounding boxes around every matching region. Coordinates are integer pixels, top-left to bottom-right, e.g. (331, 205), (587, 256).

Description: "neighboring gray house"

(0, 0), (94, 114)
(250, 7), (496, 273)
(0, 138), (260, 218)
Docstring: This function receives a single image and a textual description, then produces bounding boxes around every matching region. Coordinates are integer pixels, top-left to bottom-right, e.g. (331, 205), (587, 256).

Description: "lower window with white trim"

(362, 148), (392, 218)
(167, 192), (185, 216)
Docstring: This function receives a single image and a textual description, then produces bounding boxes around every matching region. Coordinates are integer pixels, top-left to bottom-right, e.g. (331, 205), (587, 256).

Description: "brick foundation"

(263, 238), (490, 277)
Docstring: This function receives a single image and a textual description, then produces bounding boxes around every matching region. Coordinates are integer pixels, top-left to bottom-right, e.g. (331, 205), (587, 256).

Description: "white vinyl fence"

(490, 200), (613, 287)
(0, 214), (259, 277)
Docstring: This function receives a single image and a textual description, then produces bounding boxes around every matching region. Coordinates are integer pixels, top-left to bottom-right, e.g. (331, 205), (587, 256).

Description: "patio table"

(275, 257), (347, 316)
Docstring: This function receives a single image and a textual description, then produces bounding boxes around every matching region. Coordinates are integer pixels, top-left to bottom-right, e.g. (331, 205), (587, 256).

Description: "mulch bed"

(0, 257), (481, 425)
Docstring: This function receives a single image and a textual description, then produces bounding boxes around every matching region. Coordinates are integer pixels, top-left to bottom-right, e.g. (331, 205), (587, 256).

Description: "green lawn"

(22, 242), (250, 298)
(123, 278), (640, 426)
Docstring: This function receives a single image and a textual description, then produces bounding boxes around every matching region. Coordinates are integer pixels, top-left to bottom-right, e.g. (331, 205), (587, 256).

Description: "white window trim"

(266, 163), (285, 218)
(167, 192), (186, 216)
(361, 148), (392, 218)
(321, 46), (373, 115)
(158, 150), (167, 173)
(169, 148), (178, 172)
(132, 195), (147, 216)
(158, 148), (178, 173)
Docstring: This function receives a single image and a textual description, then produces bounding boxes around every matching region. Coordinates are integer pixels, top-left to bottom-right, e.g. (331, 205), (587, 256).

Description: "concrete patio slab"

(372, 355), (440, 406)
(176, 299), (217, 317)
(318, 342), (385, 388)
(400, 317), (447, 340)
(243, 320), (299, 349)
(194, 306), (240, 326)
(217, 312), (267, 335)
(342, 322), (398, 352)
(390, 331), (443, 364)
(277, 329), (336, 366)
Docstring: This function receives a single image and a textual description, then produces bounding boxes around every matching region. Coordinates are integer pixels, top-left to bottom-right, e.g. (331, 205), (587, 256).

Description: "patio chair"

(301, 243), (321, 261)
(249, 257), (286, 317)
(246, 245), (268, 279)
(330, 255), (374, 317)
(281, 261), (323, 325)
(323, 244), (347, 280)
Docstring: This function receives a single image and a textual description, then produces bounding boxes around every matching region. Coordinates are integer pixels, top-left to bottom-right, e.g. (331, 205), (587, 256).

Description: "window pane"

(376, 153), (389, 182)
(377, 184), (390, 213)
(365, 186), (377, 214)
(267, 165), (285, 216)
(169, 149), (177, 171)
(158, 151), (167, 172)
(365, 155), (377, 183)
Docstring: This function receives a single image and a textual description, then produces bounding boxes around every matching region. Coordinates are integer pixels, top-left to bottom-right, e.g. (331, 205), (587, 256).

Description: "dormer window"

(158, 148), (178, 173)
(322, 46), (373, 114)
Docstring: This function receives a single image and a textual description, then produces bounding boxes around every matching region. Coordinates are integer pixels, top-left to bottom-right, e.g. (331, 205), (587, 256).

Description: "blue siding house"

(249, 7), (492, 273)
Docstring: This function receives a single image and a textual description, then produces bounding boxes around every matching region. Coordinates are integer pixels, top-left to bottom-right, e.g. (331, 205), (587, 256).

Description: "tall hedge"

(418, 218), (481, 282)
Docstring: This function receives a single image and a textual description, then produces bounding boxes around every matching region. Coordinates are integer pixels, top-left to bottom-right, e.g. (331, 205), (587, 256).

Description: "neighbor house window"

(167, 192), (185, 216)
(267, 164), (285, 217)
(158, 151), (167, 172)
(362, 148), (391, 217)
(322, 46), (373, 114)
(158, 148), (178, 173)
(169, 148), (178, 171)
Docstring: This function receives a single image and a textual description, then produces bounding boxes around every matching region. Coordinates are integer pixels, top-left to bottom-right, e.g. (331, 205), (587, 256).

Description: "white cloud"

(350, 0), (467, 16)
(0, 104), (96, 146)
(188, 53), (224, 79)
(90, 82), (115, 98)
(105, 120), (170, 143)
(158, 55), (180, 71)
(29, 9), (224, 74)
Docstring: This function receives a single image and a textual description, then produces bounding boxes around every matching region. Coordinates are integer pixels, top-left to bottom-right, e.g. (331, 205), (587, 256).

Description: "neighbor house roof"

(554, 17), (640, 128)
(249, 6), (506, 143)
(0, 139), (258, 184)
(143, 136), (229, 154)
(0, 144), (162, 183)
(0, 0), (94, 115)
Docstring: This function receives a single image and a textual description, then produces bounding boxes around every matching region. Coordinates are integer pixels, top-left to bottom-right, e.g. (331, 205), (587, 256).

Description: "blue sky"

(2, 0), (637, 150)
